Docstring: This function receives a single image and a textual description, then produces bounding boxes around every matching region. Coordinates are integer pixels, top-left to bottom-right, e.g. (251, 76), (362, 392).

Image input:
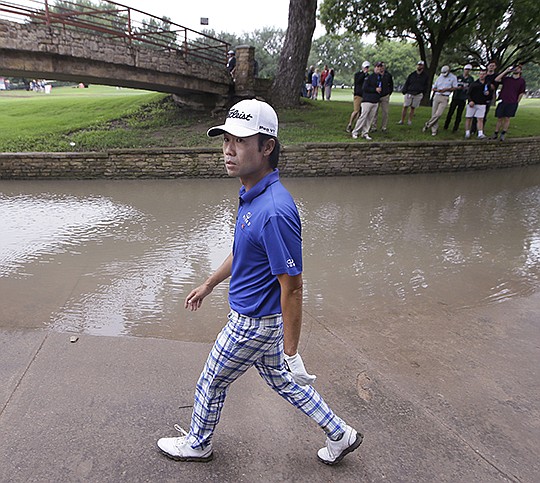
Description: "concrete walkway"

(1, 293), (539, 482)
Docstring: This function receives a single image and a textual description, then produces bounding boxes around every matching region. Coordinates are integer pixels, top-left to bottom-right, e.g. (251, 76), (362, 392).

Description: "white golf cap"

(207, 99), (278, 138)
(464, 64), (473, 70)
(362, 61), (370, 68)
(441, 65), (450, 74)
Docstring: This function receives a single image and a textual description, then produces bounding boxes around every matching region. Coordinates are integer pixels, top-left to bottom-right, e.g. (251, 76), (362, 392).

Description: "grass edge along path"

(0, 86), (539, 152)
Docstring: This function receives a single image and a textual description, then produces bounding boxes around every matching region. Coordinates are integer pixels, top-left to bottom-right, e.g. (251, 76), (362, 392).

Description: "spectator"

(422, 65), (458, 136)
(444, 64), (474, 132)
(351, 62), (383, 141)
(346, 61), (370, 133)
(320, 65), (329, 100)
(473, 59), (499, 133)
(324, 68), (334, 100)
(311, 68), (320, 100)
(226, 50), (236, 81)
(371, 62), (393, 132)
(464, 68), (492, 139)
(491, 64), (526, 141)
(399, 61), (429, 125)
(306, 65), (314, 99)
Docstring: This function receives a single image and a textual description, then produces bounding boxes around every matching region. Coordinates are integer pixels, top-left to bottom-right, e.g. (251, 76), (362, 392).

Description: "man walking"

(346, 61), (370, 133)
(351, 62), (383, 141)
(422, 65), (458, 136)
(157, 99), (362, 465)
(444, 64), (474, 132)
(464, 68), (492, 139)
(399, 61), (429, 125)
(492, 64), (526, 141)
(371, 62), (394, 132)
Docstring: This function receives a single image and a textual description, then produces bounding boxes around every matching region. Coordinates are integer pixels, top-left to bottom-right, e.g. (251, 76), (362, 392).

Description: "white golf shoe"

(317, 425), (363, 465)
(157, 426), (213, 462)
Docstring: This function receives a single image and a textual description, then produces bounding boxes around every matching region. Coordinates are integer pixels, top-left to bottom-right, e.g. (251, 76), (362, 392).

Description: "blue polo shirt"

(229, 169), (302, 318)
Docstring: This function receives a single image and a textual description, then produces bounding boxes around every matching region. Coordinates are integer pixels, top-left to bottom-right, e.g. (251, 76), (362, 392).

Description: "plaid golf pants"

(187, 310), (346, 449)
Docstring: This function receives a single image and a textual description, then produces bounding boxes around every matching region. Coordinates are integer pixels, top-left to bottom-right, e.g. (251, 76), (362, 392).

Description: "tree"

(308, 35), (417, 86)
(269, 0), (318, 107)
(49, 0), (128, 33)
(201, 27), (285, 78)
(450, 0), (540, 69)
(319, 0), (506, 102)
(134, 16), (177, 50)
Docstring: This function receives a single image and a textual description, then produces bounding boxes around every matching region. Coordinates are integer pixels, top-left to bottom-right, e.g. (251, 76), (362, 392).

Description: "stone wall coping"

(1, 136), (539, 158)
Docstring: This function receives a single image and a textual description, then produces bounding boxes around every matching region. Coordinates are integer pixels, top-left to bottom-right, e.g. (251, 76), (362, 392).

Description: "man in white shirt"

(422, 65), (458, 136)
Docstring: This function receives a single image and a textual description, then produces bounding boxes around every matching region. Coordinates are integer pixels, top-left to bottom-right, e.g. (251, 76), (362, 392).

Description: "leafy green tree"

(50, 0), (128, 33)
(134, 16), (177, 49)
(319, 0), (507, 102)
(201, 28), (285, 79)
(270, 0), (318, 106)
(451, 0), (540, 69)
(309, 35), (418, 86)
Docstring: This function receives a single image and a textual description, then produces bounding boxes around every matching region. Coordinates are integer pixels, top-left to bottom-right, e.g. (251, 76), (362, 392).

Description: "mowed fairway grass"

(0, 84), (538, 152)
(0, 85), (164, 151)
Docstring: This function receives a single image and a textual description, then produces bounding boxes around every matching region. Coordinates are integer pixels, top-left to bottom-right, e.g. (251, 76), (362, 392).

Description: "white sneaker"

(362, 133), (372, 141)
(351, 132), (358, 139)
(317, 425), (363, 465)
(397, 120), (403, 125)
(157, 426), (213, 462)
(407, 120), (412, 125)
(477, 134), (487, 139)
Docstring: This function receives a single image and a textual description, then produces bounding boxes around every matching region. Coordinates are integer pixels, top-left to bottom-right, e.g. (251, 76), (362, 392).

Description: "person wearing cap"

(399, 61), (430, 125)
(226, 50), (236, 80)
(464, 68), (493, 139)
(491, 64), (526, 141)
(444, 64), (474, 132)
(346, 60), (370, 132)
(351, 62), (383, 140)
(422, 65), (458, 136)
(472, 59), (499, 133)
(370, 61), (394, 132)
(157, 99), (362, 466)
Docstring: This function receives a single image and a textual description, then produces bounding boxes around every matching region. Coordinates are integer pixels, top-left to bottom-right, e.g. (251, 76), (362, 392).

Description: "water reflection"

(0, 166), (539, 340)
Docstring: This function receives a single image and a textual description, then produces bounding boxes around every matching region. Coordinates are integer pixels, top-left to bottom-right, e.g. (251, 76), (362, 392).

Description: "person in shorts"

(464, 69), (492, 139)
(491, 64), (526, 141)
(399, 61), (429, 125)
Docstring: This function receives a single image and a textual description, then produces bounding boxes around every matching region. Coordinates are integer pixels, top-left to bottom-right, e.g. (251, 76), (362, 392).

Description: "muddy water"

(1, 166), (539, 342)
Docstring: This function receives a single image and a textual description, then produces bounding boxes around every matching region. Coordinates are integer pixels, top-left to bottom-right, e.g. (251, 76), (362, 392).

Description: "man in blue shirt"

(157, 99), (362, 465)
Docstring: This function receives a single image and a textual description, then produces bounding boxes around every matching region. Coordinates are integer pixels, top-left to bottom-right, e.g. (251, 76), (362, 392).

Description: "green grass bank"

(1, 85), (539, 152)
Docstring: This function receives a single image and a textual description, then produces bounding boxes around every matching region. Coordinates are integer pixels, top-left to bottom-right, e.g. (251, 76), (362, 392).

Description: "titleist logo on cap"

(227, 109), (252, 121)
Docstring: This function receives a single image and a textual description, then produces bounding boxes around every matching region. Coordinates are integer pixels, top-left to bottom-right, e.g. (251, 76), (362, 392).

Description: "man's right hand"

(184, 284), (213, 311)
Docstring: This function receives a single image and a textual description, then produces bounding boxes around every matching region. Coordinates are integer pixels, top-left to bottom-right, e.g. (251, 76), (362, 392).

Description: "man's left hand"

(284, 352), (317, 386)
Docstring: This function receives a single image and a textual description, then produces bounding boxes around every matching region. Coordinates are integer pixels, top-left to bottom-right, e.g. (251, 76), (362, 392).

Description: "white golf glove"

(284, 352), (317, 386)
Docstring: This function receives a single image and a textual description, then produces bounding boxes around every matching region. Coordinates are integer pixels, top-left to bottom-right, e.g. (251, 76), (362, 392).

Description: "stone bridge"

(0, 19), (266, 107)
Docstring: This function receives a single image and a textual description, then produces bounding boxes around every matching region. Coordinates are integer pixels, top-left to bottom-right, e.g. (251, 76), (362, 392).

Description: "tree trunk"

(269, 0), (317, 107)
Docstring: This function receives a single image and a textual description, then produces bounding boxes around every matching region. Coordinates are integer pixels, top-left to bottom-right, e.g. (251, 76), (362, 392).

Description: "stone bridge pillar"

(234, 45), (255, 97)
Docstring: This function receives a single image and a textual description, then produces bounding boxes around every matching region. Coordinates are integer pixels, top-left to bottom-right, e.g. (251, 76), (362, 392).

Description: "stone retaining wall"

(1, 138), (539, 180)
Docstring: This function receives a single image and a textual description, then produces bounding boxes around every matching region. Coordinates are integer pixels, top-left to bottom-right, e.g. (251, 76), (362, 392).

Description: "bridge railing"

(0, 0), (230, 66)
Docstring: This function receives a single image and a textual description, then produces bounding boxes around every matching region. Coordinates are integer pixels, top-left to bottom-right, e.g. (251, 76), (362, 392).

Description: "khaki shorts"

(403, 93), (423, 108)
(465, 104), (486, 118)
(353, 95), (362, 112)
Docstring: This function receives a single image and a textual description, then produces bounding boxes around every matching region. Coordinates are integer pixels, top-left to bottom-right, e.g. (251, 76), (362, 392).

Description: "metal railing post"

(44, 0), (51, 26)
(127, 7), (132, 45)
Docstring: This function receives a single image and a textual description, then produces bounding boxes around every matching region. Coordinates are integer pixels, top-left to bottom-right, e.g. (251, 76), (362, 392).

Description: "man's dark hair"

(258, 134), (280, 169)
